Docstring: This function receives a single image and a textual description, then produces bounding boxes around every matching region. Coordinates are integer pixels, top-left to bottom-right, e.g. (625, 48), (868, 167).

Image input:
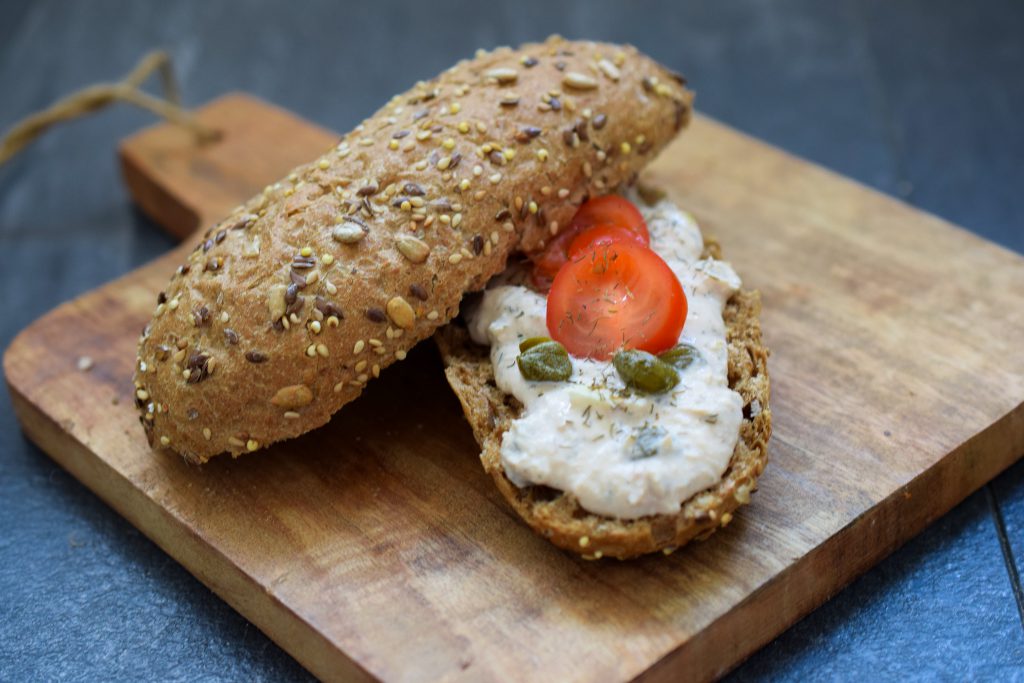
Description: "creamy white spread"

(465, 196), (743, 519)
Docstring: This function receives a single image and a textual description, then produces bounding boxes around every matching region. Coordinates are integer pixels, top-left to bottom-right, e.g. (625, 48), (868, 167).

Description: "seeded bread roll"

(133, 36), (692, 463)
(436, 236), (771, 560)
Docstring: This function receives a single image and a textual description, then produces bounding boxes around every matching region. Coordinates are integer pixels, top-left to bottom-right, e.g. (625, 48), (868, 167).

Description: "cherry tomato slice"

(531, 195), (650, 289)
(570, 195), (649, 242)
(530, 229), (578, 289)
(568, 224), (649, 259)
(546, 242), (687, 360)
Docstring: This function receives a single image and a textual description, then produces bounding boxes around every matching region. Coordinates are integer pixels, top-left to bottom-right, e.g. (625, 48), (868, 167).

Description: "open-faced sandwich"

(131, 36), (769, 559)
(437, 189), (770, 559)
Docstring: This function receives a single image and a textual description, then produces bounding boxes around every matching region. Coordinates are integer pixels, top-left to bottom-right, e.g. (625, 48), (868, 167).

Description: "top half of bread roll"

(133, 36), (693, 463)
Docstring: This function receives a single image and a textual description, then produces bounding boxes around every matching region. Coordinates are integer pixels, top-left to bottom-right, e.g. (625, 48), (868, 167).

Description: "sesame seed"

(77, 356), (94, 372)
(440, 214), (451, 225)
(327, 315), (339, 328)
(579, 535), (590, 547)
(416, 130), (431, 141)
(448, 253), (463, 264)
(359, 137), (374, 146)
(368, 338), (383, 347)
(246, 439), (259, 452)
(558, 188), (570, 199)
(476, 121), (488, 134)
(228, 436), (245, 448)
(427, 310), (439, 321)
(136, 389), (149, 401)
(549, 220), (560, 235)
(354, 340), (365, 354)
(155, 303), (166, 317)
(169, 298), (179, 311)
(202, 427), (212, 440)
(355, 360), (368, 373)
(334, 382), (345, 393)
(437, 156), (451, 170)
(318, 159), (330, 170)
(472, 164), (483, 177)
(309, 320), (322, 334)
(316, 344), (329, 358)
(306, 345), (317, 357)
(283, 411), (300, 420)
(458, 179), (471, 191)
(536, 149), (549, 162)
(326, 281), (338, 295)
(395, 350), (407, 360)
(452, 213), (463, 228)
(489, 173), (502, 184)
(159, 435), (171, 446)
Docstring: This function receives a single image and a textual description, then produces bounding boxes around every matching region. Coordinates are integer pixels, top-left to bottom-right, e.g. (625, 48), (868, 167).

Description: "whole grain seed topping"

(366, 307), (387, 323)
(396, 234), (431, 263)
(185, 352), (211, 384)
(409, 283), (429, 300)
(522, 55), (539, 67)
(592, 113), (607, 129)
(597, 59), (621, 81)
(271, 384), (313, 409)
(332, 221), (367, 244)
(499, 96), (520, 107)
(192, 306), (210, 327)
(515, 126), (542, 143)
(486, 67), (518, 84)
(292, 254), (316, 269)
(356, 180), (379, 196)
(386, 296), (416, 329)
(246, 351), (269, 363)
(268, 285), (287, 322)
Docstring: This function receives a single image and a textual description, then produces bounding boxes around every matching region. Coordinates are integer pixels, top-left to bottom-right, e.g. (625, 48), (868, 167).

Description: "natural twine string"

(0, 50), (220, 166)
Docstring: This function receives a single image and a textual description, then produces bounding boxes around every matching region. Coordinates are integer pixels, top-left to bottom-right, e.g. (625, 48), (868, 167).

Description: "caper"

(612, 349), (679, 394)
(517, 341), (572, 381)
(658, 343), (700, 371)
(519, 336), (552, 353)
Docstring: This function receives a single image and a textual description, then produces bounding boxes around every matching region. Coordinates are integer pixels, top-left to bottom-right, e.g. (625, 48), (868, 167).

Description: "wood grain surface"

(5, 95), (1024, 682)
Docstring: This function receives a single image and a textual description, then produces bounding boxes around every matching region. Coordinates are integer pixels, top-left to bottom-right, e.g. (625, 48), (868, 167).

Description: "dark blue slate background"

(1, 1), (1022, 680)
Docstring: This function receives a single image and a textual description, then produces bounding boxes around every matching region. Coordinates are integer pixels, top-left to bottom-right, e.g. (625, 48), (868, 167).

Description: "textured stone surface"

(1, 0), (1021, 680)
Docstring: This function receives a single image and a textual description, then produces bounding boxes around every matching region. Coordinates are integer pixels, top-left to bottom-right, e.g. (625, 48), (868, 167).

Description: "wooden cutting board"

(5, 94), (1024, 682)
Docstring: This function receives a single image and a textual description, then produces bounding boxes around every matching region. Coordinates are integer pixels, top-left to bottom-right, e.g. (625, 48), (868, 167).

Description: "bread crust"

(132, 37), (692, 463)
(436, 238), (771, 559)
